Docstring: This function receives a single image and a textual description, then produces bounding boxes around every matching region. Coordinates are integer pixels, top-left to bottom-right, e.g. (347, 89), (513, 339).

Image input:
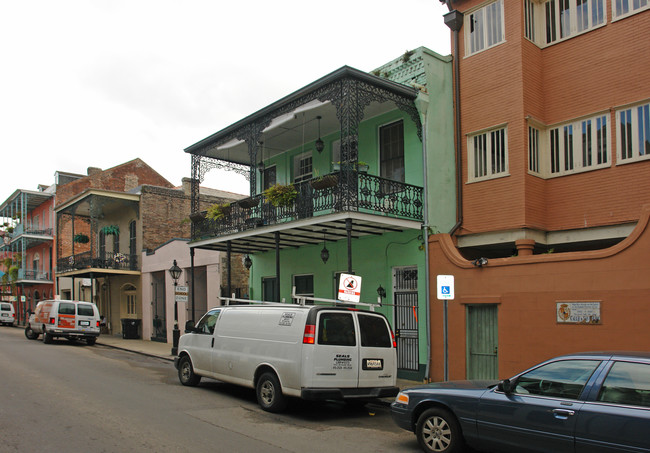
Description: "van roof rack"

(219, 287), (382, 312)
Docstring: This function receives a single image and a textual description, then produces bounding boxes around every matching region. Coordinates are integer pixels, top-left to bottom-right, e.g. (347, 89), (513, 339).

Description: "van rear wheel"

(256, 372), (287, 413)
(43, 330), (53, 344)
(178, 356), (201, 386)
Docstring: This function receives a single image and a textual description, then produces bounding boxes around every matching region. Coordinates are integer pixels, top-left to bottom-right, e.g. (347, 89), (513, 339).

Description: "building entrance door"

(393, 266), (419, 372)
(151, 271), (166, 342)
(466, 304), (498, 379)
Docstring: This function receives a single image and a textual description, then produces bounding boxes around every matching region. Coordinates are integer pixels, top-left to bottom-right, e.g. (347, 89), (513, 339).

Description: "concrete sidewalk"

(97, 335), (174, 361)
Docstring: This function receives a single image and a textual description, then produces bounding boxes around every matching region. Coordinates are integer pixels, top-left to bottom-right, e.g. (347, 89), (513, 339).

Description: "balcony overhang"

(56, 189), (140, 216)
(189, 211), (422, 254)
(56, 268), (141, 278)
(184, 65), (420, 164)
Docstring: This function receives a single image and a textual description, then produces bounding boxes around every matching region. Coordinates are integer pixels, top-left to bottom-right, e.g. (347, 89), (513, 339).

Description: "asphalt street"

(0, 326), (421, 453)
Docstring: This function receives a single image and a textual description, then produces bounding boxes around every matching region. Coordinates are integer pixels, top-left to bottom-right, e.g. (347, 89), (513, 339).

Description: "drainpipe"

(441, 2), (464, 382)
(415, 92), (432, 381)
(443, 4), (464, 237)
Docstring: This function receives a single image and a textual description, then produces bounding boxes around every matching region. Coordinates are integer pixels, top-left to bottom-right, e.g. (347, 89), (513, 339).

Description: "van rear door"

(355, 312), (396, 388)
(310, 310), (359, 388)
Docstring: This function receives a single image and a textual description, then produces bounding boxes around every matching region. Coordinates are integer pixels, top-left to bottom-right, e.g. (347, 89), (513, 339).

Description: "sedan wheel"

(416, 408), (463, 453)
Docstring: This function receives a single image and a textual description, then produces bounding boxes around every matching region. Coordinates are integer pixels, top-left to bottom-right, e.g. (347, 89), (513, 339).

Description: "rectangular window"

(293, 274), (314, 301)
(468, 126), (508, 182)
(549, 113), (608, 175)
(614, 0), (649, 18)
(127, 294), (136, 315)
(293, 152), (312, 183)
(318, 312), (356, 346)
(529, 126), (540, 173)
(380, 120), (405, 182)
(544, 0), (605, 44)
(263, 166), (276, 190)
(466, 0), (504, 56)
(617, 102), (650, 164)
(525, 0), (536, 41)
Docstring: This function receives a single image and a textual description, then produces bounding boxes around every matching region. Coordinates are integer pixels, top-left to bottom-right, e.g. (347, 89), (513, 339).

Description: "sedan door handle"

(552, 408), (575, 419)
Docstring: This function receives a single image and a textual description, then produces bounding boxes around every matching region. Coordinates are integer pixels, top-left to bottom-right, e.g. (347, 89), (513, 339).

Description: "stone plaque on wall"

(556, 301), (601, 324)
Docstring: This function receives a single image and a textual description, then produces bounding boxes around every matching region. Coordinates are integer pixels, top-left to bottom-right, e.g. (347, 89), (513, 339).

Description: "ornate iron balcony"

(192, 171), (423, 240)
(57, 251), (139, 273)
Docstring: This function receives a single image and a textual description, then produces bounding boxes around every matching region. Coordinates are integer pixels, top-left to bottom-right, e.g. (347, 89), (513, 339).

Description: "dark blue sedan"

(391, 352), (650, 453)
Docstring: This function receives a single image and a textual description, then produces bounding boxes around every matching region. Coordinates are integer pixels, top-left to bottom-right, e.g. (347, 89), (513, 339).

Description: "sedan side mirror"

(184, 320), (197, 333)
(498, 378), (514, 394)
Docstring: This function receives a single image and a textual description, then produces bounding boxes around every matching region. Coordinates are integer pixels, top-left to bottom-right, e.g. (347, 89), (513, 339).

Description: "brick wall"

(453, 0), (650, 235)
(55, 159), (173, 208)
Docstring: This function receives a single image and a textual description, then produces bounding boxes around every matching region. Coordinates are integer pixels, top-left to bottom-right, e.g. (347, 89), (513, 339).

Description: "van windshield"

(318, 313), (356, 346)
(358, 314), (391, 348)
(77, 304), (95, 316)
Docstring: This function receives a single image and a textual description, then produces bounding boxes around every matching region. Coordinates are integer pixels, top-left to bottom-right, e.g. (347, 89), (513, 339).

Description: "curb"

(96, 342), (175, 363)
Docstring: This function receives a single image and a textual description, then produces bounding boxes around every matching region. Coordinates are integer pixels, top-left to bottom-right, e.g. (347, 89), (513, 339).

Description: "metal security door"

(466, 304), (498, 379)
(393, 266), (419, 371)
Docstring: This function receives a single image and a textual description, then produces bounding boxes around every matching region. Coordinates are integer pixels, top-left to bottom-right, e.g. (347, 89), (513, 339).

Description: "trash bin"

(121, 319), (141, 339)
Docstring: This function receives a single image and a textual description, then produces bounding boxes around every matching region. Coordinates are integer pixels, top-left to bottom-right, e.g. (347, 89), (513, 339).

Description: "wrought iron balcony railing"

(193, 171), (423, 241)
(18, 270), (52, 281)
(57, 251), (139, 273)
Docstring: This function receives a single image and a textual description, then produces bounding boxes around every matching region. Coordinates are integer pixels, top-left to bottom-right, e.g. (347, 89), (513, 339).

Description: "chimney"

(87, 167), (102, 176)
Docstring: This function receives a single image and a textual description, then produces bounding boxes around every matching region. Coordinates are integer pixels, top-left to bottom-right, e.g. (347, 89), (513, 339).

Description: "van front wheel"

(256, 372), (287, 413)
(178, 356), (201, 386)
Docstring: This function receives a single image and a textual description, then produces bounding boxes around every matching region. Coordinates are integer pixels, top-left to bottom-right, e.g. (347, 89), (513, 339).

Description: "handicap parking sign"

(437, 275), (454, 300)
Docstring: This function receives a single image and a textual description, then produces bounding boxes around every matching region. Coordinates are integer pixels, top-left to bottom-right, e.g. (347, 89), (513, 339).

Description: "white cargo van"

(174, 304), (398, 412)
(24, 300), (101, 345)
(0, 302), (15, 326)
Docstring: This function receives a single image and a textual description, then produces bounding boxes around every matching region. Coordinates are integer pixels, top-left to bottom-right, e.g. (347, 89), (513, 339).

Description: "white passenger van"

(24, 300), (101, 345)
(174, 303), (398, 412)
(0, 302), (15, 326)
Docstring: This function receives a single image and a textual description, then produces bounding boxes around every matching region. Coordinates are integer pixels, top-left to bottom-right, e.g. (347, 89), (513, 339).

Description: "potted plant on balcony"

(332, 161), (369, 172)
(101, 225), (120, 236)
(73, 233), (90, 244)
(206, 202), (232, 220)
(263, 183), (297, 207)
(310, 174), (339, 190)
(238, 197), (259, 209)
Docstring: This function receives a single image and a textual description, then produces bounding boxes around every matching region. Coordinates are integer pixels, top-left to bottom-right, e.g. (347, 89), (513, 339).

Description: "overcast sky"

(0, 0), (451, 199)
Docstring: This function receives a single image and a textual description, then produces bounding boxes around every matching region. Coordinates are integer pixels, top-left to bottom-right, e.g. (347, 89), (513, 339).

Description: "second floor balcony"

(57, 251), (139, 274)
(193, 170), (423, 241)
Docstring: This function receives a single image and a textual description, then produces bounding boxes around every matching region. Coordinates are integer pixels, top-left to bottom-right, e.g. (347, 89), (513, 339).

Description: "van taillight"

(96, 320), (100, 327)
(303, 324), (315, 344)
(390, 329), (397, 348)
(49, 317), (56, 325)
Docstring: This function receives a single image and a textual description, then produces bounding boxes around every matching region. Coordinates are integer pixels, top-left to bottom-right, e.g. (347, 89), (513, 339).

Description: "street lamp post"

(169, 259), (182, 356)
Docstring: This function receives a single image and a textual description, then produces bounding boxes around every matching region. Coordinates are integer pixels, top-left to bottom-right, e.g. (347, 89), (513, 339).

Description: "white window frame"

(528, 125), (541, 174)
(465, 0), (505, 57)
(525, 0), (605, 47)
(612, 0), (650, 20)
(616, 101), (650, 165)
(467, 125), (509, 183)
(293, 151), (313, 183)
(535, 112), (610, 177)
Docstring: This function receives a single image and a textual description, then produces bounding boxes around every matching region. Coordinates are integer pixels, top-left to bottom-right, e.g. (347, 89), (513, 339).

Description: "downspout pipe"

(442, 4), (464, 237)
(415, 92), (432, 381)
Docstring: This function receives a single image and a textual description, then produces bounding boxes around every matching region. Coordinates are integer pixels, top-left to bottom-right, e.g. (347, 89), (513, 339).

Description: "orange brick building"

(430, 0), (650, 381)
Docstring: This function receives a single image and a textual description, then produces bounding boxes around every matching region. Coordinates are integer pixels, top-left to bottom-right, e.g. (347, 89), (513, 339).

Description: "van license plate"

(79, 320), (90, 326)
(363, 359), (383, 370)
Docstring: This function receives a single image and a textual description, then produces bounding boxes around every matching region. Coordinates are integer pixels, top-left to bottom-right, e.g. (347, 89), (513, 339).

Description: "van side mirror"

(498, 378), (513, 394)
(184, 320), (197, 333)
